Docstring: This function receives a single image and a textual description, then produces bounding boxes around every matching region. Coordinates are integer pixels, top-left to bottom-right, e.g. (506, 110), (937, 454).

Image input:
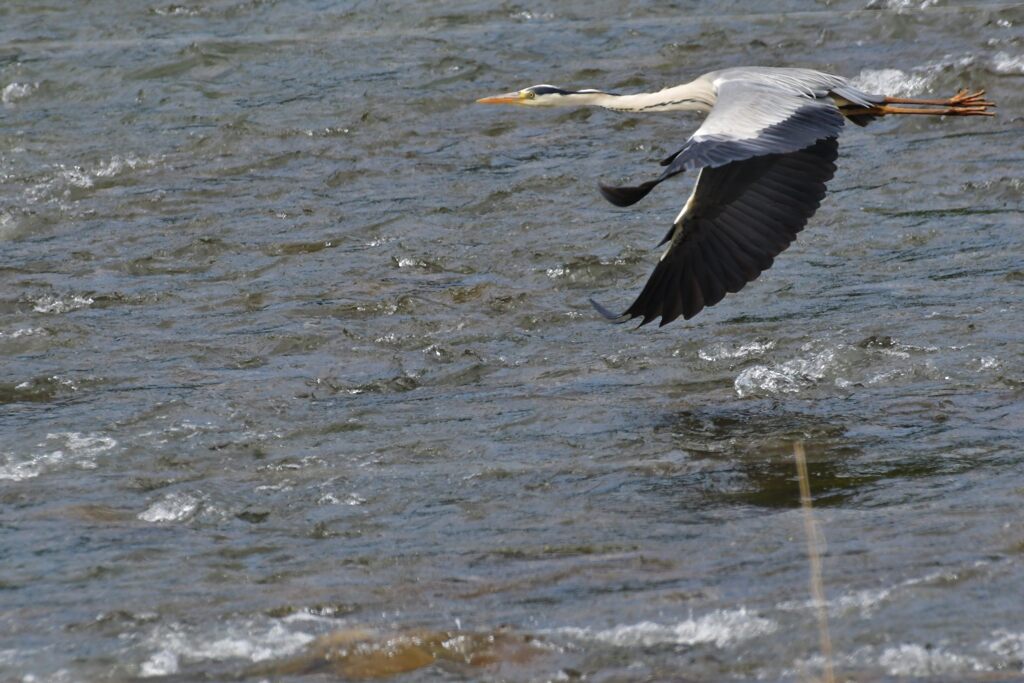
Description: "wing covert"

(600, 80), (845, 207)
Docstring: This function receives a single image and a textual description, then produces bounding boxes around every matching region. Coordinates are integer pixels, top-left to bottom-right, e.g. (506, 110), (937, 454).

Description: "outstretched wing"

(599, 79), (845, 207)
(595, 136), (839, 326)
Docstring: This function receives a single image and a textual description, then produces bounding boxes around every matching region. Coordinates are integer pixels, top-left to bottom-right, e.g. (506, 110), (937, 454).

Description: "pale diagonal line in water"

(794, 441), (835, 683)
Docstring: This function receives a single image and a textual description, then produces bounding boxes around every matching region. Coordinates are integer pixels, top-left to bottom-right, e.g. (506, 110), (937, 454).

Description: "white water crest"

(555, 608), (777, 648)
(0, 433), (116, 481)
(1, 82), (37, 104)
(853, 68), (935, 97)
(734, 346), (839, 397)
(138, 492), (202, 523)
(991, 52), (1024, 74)
(698, 339), (775, 362)
(879, 643), (988, 676)
(33, 294), (94, 314)
(139, 620), (314, 676)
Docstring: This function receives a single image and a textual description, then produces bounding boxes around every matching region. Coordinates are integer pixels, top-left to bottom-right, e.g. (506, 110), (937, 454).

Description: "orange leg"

(883, 89), (995, 108)
(860, 103), (994, 117)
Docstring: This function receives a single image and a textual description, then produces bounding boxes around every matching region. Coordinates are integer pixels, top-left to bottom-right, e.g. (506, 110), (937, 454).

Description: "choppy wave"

(1, 82), (37, 105)
(0, 432), (116, 481)
(734, 344), (840, 397)
(853, 68), (935, 97)
(864, 0), (938, 8)
(32, 294), (94, 314)
(732, 336), (948, 398)
(554, 608), (777, 648)
(698, 339), (774, 362)
(138, 492), (202, 523)
(150, 4), (205, 17)
(797, 642), (990, 679)
(139, 620), (314, 677)
(986, 630), (1024, 660)
(0, 209), (16, 239)
(4, 1), (1022, 681)
(991, 52), (1024, 75)
(23, 155), (156, 208)
(0, 326), (45, 340)
(852, 53), (1000, 98)
(779, 561), (992, 618)
(879, 643), (987, 676)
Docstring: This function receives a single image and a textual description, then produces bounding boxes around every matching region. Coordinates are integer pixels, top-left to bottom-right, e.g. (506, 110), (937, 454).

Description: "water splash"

(0, 433), (116, 481)
(555, 608), (777, 648)
(1, 82), (37, 105)
(138, 492), (202, 523)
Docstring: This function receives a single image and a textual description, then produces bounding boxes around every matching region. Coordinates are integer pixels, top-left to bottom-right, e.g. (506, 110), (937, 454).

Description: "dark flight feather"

(601, 136), (839, 327)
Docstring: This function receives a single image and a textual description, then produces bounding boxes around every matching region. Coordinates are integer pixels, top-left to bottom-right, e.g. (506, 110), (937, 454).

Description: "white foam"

(779, 585), (892, 618)
(32, 294), (94, 314)
(556, 608), (776, 648)
(24, 156), (157, 207)
(317, 492), (366, 506)
(0, 210), (16, 239)
(992, 52), (1024, 74)
(697, 339), (774, 362)
(511, 10), (554, 20)
(0, 326), (45, 340)
(20, 671), (77, 683)
(152, 5), (204, 16)
(50, 166), (95, 190)
(867, 0), (939, 9)
(93, 155), (142, 178)
(782, 562), (991, 618)
(986, 630), (1024, 659)
(14, 375), (77, 394)
(0, 432), (116, 481)
(281, 605), (350, 625)
(1, 82), (37, 105)
(829, 587), (893, 616)
(139, 621), (314, 677)
(60, 432), (115, 455)
(138, 492), (201, 523)
(139, 649), (179, 677)
(879, 643), (988, 676)
(734, 346), (838, 397)
(853, 68), (934, 97)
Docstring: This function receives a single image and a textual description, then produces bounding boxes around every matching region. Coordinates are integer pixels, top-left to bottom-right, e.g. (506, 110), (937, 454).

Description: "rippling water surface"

(3, 1), (1024, 680)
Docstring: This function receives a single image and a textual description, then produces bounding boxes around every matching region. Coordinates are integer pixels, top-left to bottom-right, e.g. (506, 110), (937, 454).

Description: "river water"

(2, 1), (1024, 680)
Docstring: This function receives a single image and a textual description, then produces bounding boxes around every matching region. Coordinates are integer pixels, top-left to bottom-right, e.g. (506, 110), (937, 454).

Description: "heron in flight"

(477, 67), (995, 327)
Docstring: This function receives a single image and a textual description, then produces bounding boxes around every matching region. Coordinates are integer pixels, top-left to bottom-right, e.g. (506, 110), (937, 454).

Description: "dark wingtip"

(589, 298), (630, 324)
(659, 151), (680, 166)
(598, 179), (659, 207)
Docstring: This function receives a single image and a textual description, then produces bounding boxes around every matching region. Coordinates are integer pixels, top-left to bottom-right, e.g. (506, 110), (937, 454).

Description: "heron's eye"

(524, 91), (536, 100)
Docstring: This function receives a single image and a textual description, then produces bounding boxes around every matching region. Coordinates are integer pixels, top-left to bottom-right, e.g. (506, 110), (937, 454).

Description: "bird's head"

(476, 84), (608, 107)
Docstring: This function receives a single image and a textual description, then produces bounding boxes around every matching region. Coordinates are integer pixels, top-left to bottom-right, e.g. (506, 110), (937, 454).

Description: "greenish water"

(2, 1), (1024, 680)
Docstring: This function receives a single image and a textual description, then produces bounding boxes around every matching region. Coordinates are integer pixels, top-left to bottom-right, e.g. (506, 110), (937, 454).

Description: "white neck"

(564, 79), (713, 113)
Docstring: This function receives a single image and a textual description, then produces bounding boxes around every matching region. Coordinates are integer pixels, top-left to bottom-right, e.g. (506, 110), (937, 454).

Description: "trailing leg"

(883, 89), (995, 108)
(856, 103), (994, 117)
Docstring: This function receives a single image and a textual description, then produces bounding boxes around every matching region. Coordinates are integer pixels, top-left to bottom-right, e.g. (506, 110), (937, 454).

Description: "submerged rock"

(251, 626), (545, 679)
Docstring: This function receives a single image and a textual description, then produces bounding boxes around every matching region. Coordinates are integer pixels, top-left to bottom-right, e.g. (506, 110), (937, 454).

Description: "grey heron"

(477, 67), (995, 327)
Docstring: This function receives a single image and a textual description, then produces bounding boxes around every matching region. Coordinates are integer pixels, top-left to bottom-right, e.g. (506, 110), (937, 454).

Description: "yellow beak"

(476, 91), (525, 105)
